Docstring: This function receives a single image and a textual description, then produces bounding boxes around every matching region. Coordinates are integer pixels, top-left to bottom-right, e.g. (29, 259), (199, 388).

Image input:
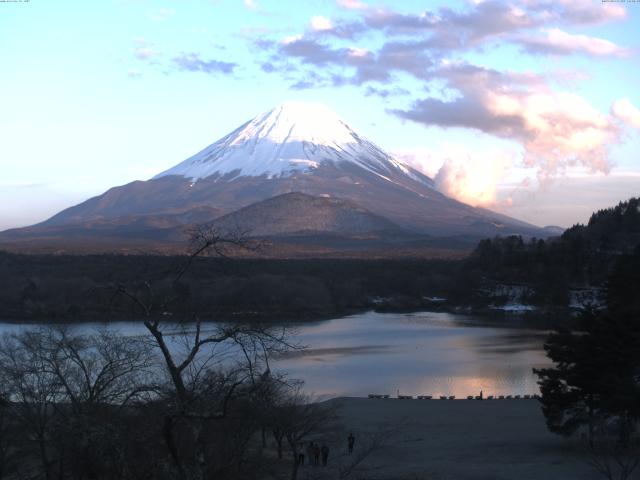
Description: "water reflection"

(274, 311), (550, 398)
(0, 311), (550, 399)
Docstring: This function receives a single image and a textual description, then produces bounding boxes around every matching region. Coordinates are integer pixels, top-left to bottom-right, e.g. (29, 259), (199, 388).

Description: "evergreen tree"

(534, 247), (640, 445)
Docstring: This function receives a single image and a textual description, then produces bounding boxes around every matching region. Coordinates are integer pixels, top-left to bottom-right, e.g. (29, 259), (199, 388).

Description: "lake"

(0, 311), (550, 399)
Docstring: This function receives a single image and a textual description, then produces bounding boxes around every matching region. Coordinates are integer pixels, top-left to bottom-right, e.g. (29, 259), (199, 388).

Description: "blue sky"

(1, 0), (639, 230)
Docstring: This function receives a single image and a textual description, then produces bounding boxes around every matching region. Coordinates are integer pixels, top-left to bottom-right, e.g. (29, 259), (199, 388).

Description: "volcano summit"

(1, 102), (545, 254)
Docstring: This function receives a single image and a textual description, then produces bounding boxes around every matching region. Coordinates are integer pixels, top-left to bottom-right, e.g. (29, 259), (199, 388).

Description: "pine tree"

(534, 247), (640, 445)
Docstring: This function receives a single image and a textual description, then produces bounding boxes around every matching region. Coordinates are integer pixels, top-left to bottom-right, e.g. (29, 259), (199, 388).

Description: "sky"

(1, 0), (639, 230)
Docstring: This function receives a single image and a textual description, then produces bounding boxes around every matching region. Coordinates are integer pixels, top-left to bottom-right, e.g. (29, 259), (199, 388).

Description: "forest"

(0, 197), (637, 323)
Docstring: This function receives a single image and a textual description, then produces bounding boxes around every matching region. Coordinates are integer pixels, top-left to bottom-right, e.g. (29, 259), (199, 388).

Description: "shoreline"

(0, 304), (567, 329)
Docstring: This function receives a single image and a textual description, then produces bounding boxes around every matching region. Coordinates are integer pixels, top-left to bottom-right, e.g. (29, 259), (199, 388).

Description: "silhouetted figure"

(313, 443), (321, 465)
(306, 442), (314, 466)
(297, 443), (305, 466)
(480, 389), (483, 400)
(348, 433), (355, 454)
(321, 444), (329, 466)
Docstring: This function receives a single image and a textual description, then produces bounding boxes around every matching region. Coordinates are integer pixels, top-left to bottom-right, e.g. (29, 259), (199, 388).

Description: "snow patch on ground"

(491, 303), (537, 312)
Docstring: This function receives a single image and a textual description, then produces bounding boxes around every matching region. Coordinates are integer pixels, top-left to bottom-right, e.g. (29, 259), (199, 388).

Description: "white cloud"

(392, 144), (515, 207)
(433, 147), (513, 207)
(396, 65), (620, 183)
(612, 98), (640, 129)
(391, 147), (441, 178)
(310, 15), (333, 32)
(150, 7), (175, 21)
(519, 28), (628, 57)
(244, 0), (258, 11)
(133, 38), (159, 61)
(347, 47), (369, 58)
(134, 46), (157, 60)
(280, 34), (303, 45)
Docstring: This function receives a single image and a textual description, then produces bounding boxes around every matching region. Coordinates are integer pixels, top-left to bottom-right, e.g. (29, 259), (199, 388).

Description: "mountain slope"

(154, 101), (431, 187)
(212, 192), (401, 236)
(3, 101), (547, 250)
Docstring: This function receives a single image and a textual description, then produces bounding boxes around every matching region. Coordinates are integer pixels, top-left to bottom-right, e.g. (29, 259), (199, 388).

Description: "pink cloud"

(612, 98), (640, 129)
(336, 0), (367, 10)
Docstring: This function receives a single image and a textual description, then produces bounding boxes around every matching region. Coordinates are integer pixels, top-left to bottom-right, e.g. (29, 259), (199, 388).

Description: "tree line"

(535, 245), (640, 479)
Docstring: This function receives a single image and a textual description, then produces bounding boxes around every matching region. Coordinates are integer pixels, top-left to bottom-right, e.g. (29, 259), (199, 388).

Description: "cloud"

(390, 147), (441, 178)
(260, 36), (433, 87)
(435, 155), (510, 207)
(359, 2), (535, 49)
(336, 0), (367, 10)
(133, 38), (160, 61)
(310, 15), (333, 32)
(392, 145), (514, 207)
(172, 53), (236, 74)
(255, 0), (628, 89)
(517, 28), (628, 57)
(364, 85), (409, 98)
(350, 0), (627, 51)
(612, 98), (640, 129)
(135, 46), (158, 60)
(279, 38), (347, 65)
(542, 0), (627, 25)
(393, 63), (619, 182)
(244, 0), (258, 11)
(150, 7), (175, 21)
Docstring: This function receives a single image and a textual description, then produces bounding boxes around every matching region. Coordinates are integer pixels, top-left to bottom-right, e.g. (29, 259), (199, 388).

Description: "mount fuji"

(0, 102), (545, 254)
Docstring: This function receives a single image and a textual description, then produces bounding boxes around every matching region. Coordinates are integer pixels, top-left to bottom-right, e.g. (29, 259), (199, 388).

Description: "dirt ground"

(296, 397), (605, 480)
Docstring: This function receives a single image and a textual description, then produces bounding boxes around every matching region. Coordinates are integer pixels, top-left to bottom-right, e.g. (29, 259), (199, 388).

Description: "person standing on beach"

(297, 442), (305, 466)
(314, 443), (321, 465)
(306, 442), (314, 465)
(321, 444), (329, 466)
(348, 433), (355, 454)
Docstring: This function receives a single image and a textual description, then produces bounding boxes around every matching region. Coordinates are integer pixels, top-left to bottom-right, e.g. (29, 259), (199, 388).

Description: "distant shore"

(323, 397), (599, 479)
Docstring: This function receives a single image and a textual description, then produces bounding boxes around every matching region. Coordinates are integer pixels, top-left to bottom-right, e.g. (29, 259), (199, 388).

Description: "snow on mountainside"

(154, 101), (430, 187)
(1, 100), (548, 246)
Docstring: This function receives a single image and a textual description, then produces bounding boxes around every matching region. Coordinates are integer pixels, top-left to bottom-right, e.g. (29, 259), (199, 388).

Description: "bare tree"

(586, 435), (640, 480)
(109, 225), (296, 480)
(264, 387), (338, 480)
(0, 390), (18, 480)
(0, 331), (65, 480)
(0, 327), (157, 480)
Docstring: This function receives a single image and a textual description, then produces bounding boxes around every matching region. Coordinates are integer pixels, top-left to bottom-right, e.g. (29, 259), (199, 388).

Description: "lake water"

(0, 311), (550, 399)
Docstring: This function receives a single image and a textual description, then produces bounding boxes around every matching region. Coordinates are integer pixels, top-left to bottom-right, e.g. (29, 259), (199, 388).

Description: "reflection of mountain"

(0, 102), (547, 254)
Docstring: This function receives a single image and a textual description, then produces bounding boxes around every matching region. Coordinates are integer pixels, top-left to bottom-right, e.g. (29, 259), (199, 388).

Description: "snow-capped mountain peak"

(153, 101), (429, 186)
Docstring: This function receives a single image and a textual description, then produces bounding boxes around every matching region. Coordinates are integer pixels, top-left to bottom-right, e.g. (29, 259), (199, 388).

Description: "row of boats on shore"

(368, 394), (541, 400)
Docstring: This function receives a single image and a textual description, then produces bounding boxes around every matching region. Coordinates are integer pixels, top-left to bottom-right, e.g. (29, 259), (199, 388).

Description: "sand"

(316, 397), (602, 480)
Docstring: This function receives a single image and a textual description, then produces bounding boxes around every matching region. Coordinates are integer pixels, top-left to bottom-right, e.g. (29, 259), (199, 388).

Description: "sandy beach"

(313, 397), (601, 480)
